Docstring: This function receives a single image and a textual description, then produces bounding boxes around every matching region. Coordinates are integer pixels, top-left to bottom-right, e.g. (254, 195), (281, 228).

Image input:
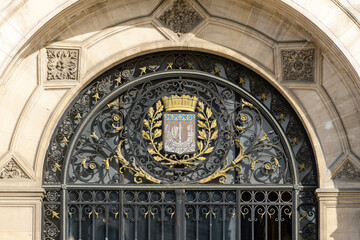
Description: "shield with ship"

(163, 113), (196, 155)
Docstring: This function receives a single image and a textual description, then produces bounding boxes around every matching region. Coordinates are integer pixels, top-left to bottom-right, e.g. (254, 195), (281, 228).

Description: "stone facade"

(0, 0), (360, 239)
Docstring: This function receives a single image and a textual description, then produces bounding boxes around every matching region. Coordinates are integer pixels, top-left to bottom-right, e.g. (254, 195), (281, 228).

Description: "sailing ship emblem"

(163, 113), (196, 155)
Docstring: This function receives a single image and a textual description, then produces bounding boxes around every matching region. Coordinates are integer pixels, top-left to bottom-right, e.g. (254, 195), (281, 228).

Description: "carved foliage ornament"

(0, 159), (30, 179)
(281, 49), (314, 82)
(333, 160), (360, 180)
(158, 0), (203, 34)
(46, 48), (79, 81)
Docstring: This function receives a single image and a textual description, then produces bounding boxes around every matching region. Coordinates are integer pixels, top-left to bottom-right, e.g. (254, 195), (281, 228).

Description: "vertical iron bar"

(78, 205), (82, 240)
(222, 205), (226, 240)
(92, 205), (95, 240)
(161, 206), (164, 240)
(265, 206), (268, 240)
(251, 206), (254, 240)
(209, 206), (213, 240)
(135, 206), (138, 240)
(105, 205), (109, 240)
(148, 205), (151, 240)
(278, 205), (281, 240)
(196, 206), (199, 240)
(236, 190), (241, 240)
(175, 189), (185, 240)
(293, 189), (299, 240)
(61, 189), (66, 240)
(120, 190), (124, 240)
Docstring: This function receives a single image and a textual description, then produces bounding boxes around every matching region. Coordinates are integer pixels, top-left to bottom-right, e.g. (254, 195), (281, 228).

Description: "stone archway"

(0, 1), (360, 239)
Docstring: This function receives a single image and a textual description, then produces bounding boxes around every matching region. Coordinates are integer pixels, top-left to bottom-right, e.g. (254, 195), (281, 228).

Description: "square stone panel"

(46, 48), (79, 81)
(281, 49), (315, 82)
(158, 0), (204, 34)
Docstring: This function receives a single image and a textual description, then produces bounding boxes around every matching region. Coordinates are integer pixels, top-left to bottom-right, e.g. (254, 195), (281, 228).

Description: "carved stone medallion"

(46, 48), (79, 81)
(158, 0), (203, 34)
(281, 49), (314, 82)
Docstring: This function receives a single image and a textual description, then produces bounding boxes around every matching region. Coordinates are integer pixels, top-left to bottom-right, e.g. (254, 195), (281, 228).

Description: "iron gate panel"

(42, 51), (318, 240)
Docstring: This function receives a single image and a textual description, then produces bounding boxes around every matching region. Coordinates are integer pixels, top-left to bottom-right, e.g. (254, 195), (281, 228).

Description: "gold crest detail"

(162, 95), (198, 112)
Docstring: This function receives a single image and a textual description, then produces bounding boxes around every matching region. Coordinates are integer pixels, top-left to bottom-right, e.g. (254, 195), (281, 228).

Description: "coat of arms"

(142, 95), (218, 167)
(163, 113), (196, 155)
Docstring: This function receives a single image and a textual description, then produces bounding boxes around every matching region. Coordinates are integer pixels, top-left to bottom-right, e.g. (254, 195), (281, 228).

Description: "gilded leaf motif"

(197, 141), (203, 152)
(143, 119), (150, 129)
(197, 113), (206, 120)
(153, 156), (162, 161)
(204, 147), (214, 154)
(210, 130), (218, 140)
(142, 130), (150, 140)
(154, 112), (162, 120)
(198, 129), (207, 140)
(158, 142), (163, 151)
(156, 100), (163, 111)
(154, 121), (162, 128)
(148, 107), (154, 118)
(148, 148), (156, 155)
(154, 129), (162, 139)
(197, 120), (206, 128)
(210, 119), (217, 129)
(206, 108), (212, 118)
(198, 101), (204, 111)
(197, 157), (206, 160)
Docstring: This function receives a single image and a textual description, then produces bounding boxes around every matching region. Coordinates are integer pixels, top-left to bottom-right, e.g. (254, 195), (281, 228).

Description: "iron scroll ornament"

(62, 72), (293, 185)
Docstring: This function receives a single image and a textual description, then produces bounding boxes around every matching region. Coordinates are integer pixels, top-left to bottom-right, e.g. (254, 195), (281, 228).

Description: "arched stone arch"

(0, 0), (359, 239)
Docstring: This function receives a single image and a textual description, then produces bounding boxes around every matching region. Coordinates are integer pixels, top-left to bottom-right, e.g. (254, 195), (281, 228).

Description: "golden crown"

(161, 95), (199, 112)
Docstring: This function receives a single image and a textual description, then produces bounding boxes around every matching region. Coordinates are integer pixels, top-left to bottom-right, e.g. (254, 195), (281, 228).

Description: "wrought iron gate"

(42, 51), (318, 240)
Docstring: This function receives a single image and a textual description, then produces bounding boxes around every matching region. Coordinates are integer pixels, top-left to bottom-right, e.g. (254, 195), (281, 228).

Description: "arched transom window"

(42, 51), (318, 240)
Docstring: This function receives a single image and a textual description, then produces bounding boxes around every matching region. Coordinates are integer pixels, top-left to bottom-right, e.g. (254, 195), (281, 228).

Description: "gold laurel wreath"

(142, 100), (218, 167)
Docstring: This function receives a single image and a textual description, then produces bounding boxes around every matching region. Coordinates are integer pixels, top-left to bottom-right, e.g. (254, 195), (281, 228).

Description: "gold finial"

(239, 77), (245, 87)
(214, 66), (220, 75)
(115, 77), (122, 87)
(54, 163), (62, 172)
(187, 61), (194, 69)
(75, 113), (82, 121)
(139, 67), (147, 76)
(279, 113), (285, 123)
(62, 137), (69, 146)
(93, 92), (100, 103)
(165, 62), (173, 70)
(261, 93), (267, 103)
(161, 95), (198, 112)
(52, 211), (60, 219)
(298, 163), (306, 172)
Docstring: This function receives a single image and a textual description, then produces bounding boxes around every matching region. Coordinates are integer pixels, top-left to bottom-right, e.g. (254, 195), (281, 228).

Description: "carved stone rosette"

(281, 49), (315, 82)
(158, 0), (203, 34)
(0, 159), (29, 179)
(46, 48), (79, 81)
